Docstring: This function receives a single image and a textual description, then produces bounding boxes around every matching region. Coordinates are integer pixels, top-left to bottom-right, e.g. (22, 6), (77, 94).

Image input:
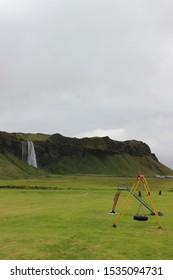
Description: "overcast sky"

(1, 0), (173, 169)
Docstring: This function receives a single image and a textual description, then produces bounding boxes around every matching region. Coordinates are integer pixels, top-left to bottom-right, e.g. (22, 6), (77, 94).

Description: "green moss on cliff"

(0, 131), (172, 178)
(0, 152), (43, 179)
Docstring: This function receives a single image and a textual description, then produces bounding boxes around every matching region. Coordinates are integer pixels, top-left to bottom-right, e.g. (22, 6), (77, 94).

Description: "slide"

(118, 186), (163, 216)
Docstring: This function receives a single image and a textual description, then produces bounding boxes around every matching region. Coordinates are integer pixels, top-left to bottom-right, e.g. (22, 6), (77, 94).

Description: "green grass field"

(0, 175), (173, 260)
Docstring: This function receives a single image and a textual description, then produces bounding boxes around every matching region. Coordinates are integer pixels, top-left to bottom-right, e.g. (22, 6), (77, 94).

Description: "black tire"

(133, 215), (148, 221)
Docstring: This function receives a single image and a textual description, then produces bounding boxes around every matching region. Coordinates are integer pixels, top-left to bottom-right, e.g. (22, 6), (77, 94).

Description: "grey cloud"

(1, 0), (173, 168)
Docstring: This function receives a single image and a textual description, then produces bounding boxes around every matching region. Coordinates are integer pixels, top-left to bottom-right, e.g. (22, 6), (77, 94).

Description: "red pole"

(110, 190), (121, 213)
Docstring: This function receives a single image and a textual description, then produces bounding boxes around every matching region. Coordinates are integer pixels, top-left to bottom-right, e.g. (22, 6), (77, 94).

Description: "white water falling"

(27, 140), (38, 168)
(22, 140), (38, 168)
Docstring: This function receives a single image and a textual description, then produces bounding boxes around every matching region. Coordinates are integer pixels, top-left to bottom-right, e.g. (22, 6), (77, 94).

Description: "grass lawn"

(0, 175), (173, 260)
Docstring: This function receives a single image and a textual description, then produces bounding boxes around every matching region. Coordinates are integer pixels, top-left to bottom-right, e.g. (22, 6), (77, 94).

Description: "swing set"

(110, 172), (163, 229)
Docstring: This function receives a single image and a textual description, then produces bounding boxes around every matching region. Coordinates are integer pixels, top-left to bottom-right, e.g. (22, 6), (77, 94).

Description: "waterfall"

(22, 140), (38, 168)
(27, 140), (38, 168)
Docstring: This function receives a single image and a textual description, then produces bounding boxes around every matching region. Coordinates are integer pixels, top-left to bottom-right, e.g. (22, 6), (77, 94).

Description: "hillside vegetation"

(0, 152), (44, 179)
(0, 131), (172, 178)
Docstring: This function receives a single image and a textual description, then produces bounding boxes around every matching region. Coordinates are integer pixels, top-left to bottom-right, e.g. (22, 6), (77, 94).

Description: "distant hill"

(0, 131), (172, 178)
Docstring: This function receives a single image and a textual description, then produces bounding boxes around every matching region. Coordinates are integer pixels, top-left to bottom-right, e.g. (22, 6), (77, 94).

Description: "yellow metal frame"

(114, 173), (163, 229)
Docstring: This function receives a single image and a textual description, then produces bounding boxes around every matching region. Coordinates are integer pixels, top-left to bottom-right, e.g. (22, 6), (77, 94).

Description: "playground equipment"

(111, 173), (163, 229)
(110, 185), (163, 216)
(109, 189), (121, 214)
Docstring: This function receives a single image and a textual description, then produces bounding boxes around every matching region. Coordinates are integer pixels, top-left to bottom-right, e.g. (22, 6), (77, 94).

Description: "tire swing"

(133, 214), (148, 221)
(133, 191), (148, 222)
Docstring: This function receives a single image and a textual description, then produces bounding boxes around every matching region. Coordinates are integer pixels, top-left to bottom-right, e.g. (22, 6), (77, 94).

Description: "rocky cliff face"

(0, 131), (21, 157)
(0, 131), (159, 171)
(33, 133), (158, 167)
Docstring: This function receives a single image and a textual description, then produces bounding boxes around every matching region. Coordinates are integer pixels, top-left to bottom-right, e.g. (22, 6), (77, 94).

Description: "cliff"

(0, 131), (172, 177)
(35, 133), (156, 164)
